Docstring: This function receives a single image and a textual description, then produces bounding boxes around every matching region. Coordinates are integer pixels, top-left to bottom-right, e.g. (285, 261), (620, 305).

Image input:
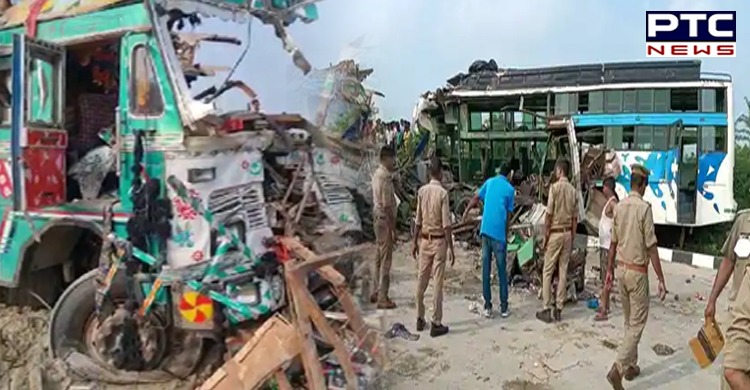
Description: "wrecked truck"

(0, 0), (365, 384)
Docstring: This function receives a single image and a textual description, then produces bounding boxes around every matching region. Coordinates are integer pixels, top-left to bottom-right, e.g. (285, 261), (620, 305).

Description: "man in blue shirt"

(462, 163), (515, 318)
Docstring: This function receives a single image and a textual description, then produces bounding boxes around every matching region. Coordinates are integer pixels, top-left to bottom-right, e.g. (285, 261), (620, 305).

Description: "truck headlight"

(270, 274), (284, 302)
(232, 283), (260, 306)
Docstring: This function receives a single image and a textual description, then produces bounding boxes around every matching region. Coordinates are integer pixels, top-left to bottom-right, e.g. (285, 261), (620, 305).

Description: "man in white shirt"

(595, 177), (618, 322)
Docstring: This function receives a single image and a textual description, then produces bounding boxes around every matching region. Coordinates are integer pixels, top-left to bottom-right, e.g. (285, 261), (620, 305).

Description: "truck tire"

(49, 269), (203, 384)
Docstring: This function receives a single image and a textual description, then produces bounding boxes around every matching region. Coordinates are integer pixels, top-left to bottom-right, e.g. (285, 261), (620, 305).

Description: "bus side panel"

(613, 150), (678, 225)
(696, 151), (734, 225)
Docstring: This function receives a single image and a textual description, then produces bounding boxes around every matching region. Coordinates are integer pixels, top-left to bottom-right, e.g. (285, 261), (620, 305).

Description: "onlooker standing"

(412, 162), (455, 337)
(371, 146), (398, 309)
(462, 163), (515, 318)
(595, 177), (619, 322)
(536, 159), (577, 324)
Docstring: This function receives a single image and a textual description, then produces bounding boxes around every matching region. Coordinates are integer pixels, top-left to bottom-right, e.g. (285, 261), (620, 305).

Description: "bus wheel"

(49, 270), (204, 384)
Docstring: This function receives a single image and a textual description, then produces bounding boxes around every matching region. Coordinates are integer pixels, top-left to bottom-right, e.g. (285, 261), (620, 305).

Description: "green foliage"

(686, 98), (750, 255)
(735, 146), (750, 210)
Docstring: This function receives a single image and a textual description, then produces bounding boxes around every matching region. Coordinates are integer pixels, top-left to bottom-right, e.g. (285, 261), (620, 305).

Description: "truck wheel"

(49, 270), (204, 384)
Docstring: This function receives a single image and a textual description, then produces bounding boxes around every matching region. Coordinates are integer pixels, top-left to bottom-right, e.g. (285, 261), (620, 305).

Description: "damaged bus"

(0, 0), (368, 384)
(421, 60), (734, 247)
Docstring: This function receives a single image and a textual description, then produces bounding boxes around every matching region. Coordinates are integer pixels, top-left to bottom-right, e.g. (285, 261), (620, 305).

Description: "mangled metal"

(0, 1), (384, 389)
(413, 59), (592, 295)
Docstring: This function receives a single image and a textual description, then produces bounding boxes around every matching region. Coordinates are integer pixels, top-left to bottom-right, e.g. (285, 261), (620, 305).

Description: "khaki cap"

(631, 163), (650, 178)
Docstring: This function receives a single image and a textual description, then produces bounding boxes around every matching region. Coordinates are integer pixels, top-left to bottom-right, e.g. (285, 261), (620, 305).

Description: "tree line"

(689, 98), (750, 255)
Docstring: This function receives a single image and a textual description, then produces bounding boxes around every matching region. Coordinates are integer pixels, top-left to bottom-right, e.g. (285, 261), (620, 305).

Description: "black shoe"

(536, 309), (554, 324)
(416, 318), (426, 332)
(552, 308), (562, 322)
(430, 323), (449, 338)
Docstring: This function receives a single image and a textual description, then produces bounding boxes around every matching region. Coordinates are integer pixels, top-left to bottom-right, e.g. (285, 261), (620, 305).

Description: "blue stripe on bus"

(572, 113), (728, 127)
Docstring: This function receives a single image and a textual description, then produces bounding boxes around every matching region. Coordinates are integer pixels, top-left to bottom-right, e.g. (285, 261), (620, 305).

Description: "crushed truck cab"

(0, 0), (362, 384)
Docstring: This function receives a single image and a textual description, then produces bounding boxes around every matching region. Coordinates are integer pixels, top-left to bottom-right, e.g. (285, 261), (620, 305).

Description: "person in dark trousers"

(462, 163), (515, 319)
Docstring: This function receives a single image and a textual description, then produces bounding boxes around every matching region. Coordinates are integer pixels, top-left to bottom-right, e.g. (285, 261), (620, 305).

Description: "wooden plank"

(199, 315), (301, 390)
(279, 237), (347, 286)
(293, 271), (358, 390)
(334, 288), (367, 340)
(334, 288), (384, 367)
(291, 243), (371, 274)
(281, 238), (371, 275)
(275, 371), (293, 390)
(287, 271), (328, 390)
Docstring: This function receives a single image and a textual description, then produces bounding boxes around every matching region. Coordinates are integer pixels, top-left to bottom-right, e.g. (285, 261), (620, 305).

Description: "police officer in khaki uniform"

(371, 146), (397, 309)
(724, 263), (750, 388)
(706, 209), (750, 389)
(536, 159), (577, 323)
(605, 164), (667, 390)
(411, 162), (455, 337)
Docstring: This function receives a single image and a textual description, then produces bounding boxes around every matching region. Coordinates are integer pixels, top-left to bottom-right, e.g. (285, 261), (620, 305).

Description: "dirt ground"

(379, 239), (730, 390)
(0, 302), (197, 390)
(0, 237), (730, 390)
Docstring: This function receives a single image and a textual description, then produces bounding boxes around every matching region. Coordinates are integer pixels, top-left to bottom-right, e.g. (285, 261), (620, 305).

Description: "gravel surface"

(378, 240), (729, 390)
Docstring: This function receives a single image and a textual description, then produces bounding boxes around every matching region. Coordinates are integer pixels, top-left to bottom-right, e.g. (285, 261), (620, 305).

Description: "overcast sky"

(193, 0), (748, 121)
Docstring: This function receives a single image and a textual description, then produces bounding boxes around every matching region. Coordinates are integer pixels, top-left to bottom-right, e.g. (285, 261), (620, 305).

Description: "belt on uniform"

(420, 232), (444, 240)
(550, 227), (571, 234)
(618, 261), (648, 274)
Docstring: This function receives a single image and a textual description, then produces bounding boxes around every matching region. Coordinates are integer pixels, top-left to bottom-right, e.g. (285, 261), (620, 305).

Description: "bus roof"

(447, 60), (732, 94)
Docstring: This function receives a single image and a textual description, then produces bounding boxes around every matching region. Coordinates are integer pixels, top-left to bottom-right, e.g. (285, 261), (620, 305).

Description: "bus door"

(676, 126), (698, 224)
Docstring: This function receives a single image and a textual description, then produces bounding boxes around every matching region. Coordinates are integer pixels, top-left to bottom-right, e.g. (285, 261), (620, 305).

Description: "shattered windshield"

(159, 1), (317, 117)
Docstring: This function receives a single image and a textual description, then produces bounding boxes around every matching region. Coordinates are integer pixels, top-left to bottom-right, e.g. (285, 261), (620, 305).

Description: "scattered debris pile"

(201, 238), (385, 390)
(445, 59), (503, 90)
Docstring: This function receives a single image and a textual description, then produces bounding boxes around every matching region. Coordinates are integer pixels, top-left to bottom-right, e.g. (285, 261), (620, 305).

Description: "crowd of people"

(366, 119), (413, 150)
(367, 139), (750, 388)
(367, 144), (750, 389)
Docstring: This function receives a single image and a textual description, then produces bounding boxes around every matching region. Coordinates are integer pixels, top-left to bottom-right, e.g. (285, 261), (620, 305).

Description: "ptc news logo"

(646, 11), (736, 57)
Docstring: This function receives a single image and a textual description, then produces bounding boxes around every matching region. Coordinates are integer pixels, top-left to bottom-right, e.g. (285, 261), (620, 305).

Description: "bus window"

(491, 112), (505, 131)
(492, 141), (504, 159)
(469, 112), (486, 131)
(654, 89), (670, 112)
(636, 89), (654, 112)
(634, 126), (671, 150)
(578, 92), (589, 113)
(589, 91), (604, 113)
(604, 90), (623, 113)
(635, 126), (654, 150)
(715, 88), (727, 112)
(471, 142), (482, 158)
(653, 127), (669, 149)
(700, 126), (727, 152)
(682, 144), (697, 163)
(554, 93), (577, 115)
(701, 88), (727, 113)
(623, 90), (637, 112)
(701, 89), (716, 112)
(670, 88), (699, 112)
(681, 127), (699, 163)
(605, 126), (634, 149)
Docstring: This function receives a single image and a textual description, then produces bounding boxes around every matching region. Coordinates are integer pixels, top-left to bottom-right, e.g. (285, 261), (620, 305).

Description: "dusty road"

(0, 238), (730, 390)
(379, 239), (729, 390)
